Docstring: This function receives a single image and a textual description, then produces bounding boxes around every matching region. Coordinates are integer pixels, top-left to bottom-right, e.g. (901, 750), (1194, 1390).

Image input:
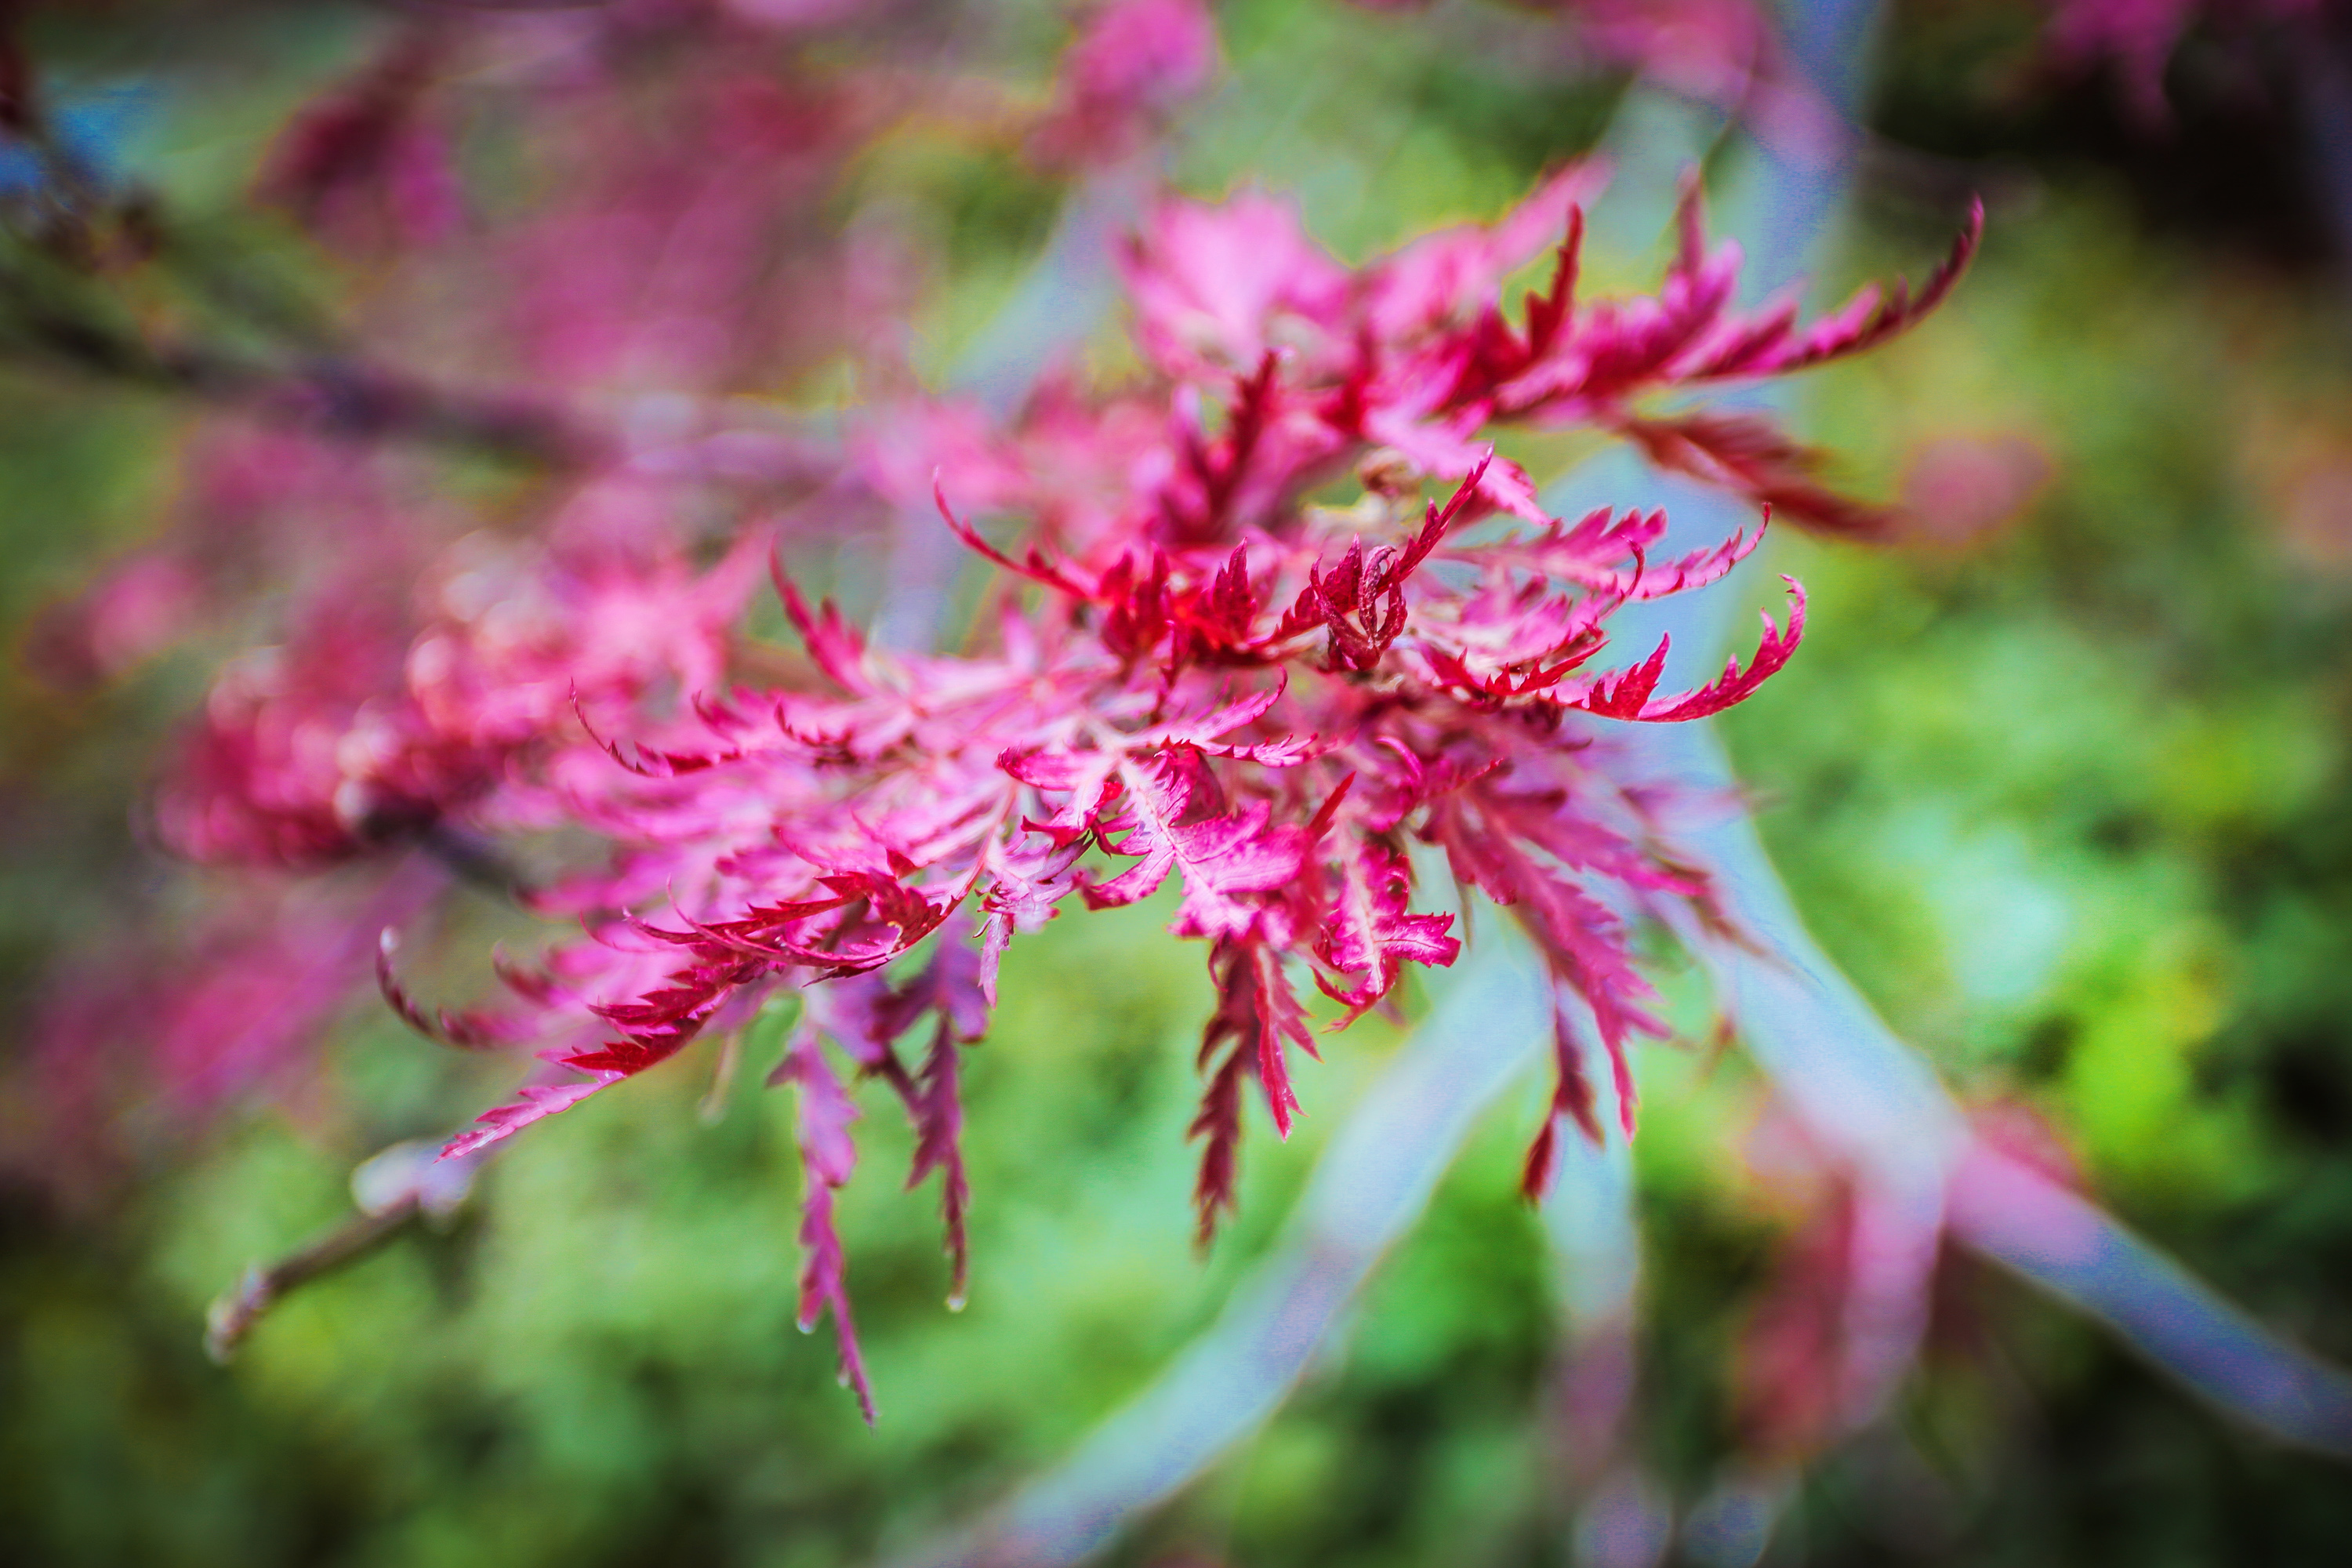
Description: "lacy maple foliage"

(8, 0), (1980, 1421)
(307, 173), (1973, 1417)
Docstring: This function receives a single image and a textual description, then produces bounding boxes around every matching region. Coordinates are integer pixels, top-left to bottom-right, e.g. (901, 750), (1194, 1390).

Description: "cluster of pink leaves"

(323, 170), (1973, 1417)
(16, 0), (1985, 1422)
(158, 479), (768, 868)
(883, 162), (1976, 550)
(15, 0), (1217, 1183)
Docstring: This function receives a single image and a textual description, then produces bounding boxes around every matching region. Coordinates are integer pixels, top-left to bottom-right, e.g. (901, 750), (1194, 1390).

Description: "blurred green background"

(4, 2), (2352, 1563)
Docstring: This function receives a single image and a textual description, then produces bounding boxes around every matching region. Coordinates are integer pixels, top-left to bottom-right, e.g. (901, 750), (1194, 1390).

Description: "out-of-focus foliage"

(3, 2), (2350, 1566)
(1708, 179), (2352, 1560)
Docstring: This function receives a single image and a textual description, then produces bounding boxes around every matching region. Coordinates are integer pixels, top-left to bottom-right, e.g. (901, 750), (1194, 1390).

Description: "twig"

(204, 1200), (422, 1363)
(205, 1135), (488, 1363)
(2, 297), (595, 463)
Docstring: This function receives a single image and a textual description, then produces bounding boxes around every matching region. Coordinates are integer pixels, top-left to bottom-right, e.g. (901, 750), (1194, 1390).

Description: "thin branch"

(205, 1137), (488, 1363)
(2, 296), (595, 463)
(205, 1201), (421, 1363)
